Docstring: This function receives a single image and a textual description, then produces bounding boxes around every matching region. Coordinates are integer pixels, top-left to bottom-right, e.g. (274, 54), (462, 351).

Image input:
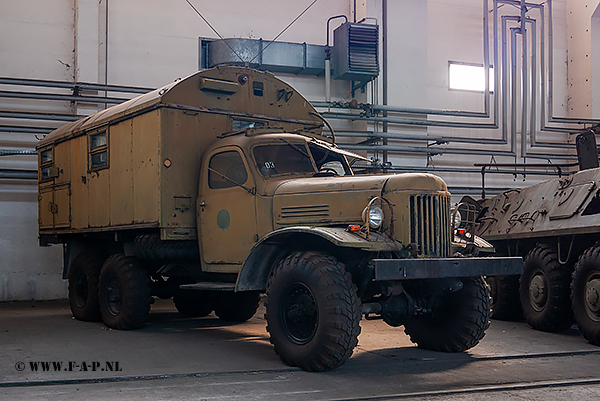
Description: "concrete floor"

(1, 298), (600, 400)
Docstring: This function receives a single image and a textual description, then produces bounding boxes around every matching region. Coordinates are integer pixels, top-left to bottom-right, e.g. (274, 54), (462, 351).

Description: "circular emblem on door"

(216, 209), (230, 230)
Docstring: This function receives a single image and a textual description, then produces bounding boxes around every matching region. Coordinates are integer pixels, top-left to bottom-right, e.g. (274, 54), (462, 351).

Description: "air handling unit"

(332, 22), (379, 82)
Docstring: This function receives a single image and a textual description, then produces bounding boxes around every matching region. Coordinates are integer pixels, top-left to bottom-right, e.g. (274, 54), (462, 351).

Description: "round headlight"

(451, 208), (462, 229)
(366, 205), (384, 228)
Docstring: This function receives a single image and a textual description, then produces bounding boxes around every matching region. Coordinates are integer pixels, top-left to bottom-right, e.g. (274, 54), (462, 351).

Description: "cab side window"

(208, 151), (248, 189)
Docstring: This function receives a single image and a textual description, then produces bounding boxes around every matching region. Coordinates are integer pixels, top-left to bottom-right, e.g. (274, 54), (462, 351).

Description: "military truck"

(37, 66), (521, 371)
(464, 131), (600, 346)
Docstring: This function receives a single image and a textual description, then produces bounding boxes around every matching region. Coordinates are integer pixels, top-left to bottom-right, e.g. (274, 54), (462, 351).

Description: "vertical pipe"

(73, 0), (78, 84)
(494, 0), (501, 129)
(529, 19), (537, 149)
(72, 0), (79, 116)
(540, 3), (547, 133)
(502, 16), (510, 150)
(98, 0), (109, 109)
(325, 59), (331, 103)
(382, 0), (388, 165)
(483, 0), (490, 115)
(521, 19), (528, 160)
(548, 0), (554, 120)
(105, 0), (109, 86)
(511, 28), (518, 160)
(520, 0), (527, 160)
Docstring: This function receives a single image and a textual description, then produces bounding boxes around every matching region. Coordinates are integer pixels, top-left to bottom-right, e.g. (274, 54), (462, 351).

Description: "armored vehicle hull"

(469, 165), (600, 345)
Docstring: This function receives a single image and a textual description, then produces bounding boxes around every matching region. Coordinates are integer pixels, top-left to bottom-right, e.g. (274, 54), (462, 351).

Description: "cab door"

(198, 147), (257, 271)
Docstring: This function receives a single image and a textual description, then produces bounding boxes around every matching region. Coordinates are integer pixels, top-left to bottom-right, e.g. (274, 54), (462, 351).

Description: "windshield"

(309, 142), (352, 176)
(253, 143), (315, 177)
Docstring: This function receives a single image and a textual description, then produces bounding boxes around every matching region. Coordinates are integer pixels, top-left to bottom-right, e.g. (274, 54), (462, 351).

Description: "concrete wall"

(0, 0), (595, 300)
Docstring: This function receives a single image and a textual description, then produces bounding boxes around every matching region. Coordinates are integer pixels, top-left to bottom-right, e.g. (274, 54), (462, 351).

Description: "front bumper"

(373, 257), (523, 280)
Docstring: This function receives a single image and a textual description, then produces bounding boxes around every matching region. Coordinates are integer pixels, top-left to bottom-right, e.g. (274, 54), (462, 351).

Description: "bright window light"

(449, 63), (494, 92)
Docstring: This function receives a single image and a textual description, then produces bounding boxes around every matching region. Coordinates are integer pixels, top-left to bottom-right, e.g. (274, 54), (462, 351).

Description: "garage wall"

(0, 0), (593, 300)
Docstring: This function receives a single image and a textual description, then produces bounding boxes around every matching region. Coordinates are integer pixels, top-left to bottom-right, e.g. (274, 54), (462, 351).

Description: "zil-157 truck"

(37, 65), (521, 371)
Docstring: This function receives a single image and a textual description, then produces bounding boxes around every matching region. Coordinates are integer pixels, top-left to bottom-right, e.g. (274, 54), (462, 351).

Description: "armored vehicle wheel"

(99, 254), (151, 330)
(487, 275), (522, 321)
(572, 246), (600, 345)
(68, 251), (102, 322)
(265, 251), (361, 372)
(520, 243), (574, 332)
(173, 291), (213, 317)
(403, 277), (490, 352)
(213, 291), (261, 322)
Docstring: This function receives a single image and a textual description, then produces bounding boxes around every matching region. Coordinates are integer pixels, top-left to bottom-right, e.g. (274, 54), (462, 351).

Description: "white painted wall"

(0, 0), (595, 300)
(567, 0), (600, 117)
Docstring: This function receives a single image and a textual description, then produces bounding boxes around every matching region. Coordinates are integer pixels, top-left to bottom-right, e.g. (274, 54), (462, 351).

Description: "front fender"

(235, 226), (401, 291)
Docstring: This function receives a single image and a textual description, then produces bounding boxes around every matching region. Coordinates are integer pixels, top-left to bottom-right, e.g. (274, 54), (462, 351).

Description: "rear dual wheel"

(214, 292), (261, 322)
(173, 290), (261, 321)
(99, 254), (151, 330)
(173, 291), (213, 317)
(68, 251), (102, 322)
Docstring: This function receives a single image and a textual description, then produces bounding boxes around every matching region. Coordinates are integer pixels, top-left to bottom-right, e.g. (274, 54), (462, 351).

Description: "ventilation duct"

(207, 38), (327, 75)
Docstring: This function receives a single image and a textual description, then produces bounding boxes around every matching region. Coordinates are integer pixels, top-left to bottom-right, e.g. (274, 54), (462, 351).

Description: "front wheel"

(572, 246), (600, 345)
(265, 251), (361, 372)
(99, 254), (151, 330)
(403, 277), (491, 352)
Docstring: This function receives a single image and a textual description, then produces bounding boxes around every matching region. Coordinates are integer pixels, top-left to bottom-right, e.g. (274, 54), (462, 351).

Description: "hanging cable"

(184, 0), (245, 64)
(249, 0), (320, 64)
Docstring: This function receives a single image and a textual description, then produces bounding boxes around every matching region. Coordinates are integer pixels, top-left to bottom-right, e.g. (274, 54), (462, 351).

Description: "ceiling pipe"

(0, 77), (151, 94)
(0, 169), (37, 180)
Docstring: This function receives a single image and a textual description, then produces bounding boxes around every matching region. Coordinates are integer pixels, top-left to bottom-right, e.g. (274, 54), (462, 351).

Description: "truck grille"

(409, 194), (451, 258)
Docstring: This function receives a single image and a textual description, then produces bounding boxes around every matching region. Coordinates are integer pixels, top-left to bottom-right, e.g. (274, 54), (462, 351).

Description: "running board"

(179, 282), (236, 291)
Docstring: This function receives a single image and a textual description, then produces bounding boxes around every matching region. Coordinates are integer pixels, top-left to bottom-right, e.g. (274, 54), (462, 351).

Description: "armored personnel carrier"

(465, 129), (600, 346)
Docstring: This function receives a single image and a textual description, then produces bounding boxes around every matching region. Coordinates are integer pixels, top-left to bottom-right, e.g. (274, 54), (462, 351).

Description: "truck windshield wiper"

(279, 137), (310, 159)
(208, 167), (255, 195)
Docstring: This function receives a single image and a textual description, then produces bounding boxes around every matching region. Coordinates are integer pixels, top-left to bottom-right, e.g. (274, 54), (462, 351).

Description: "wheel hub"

(105, 276), (122, 315)
(73, 271), (88, 308)
(529, 273), (547, 311)
(585, 278), (600, 315)
(281, 283), (318, 345)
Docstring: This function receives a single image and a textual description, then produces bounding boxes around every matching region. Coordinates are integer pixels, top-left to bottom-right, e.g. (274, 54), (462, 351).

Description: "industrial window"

(39, 147), (54, 181)
(89, 130), (108, 170)
(208, 151), (248, 189)
(448, 62), (494, 92)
